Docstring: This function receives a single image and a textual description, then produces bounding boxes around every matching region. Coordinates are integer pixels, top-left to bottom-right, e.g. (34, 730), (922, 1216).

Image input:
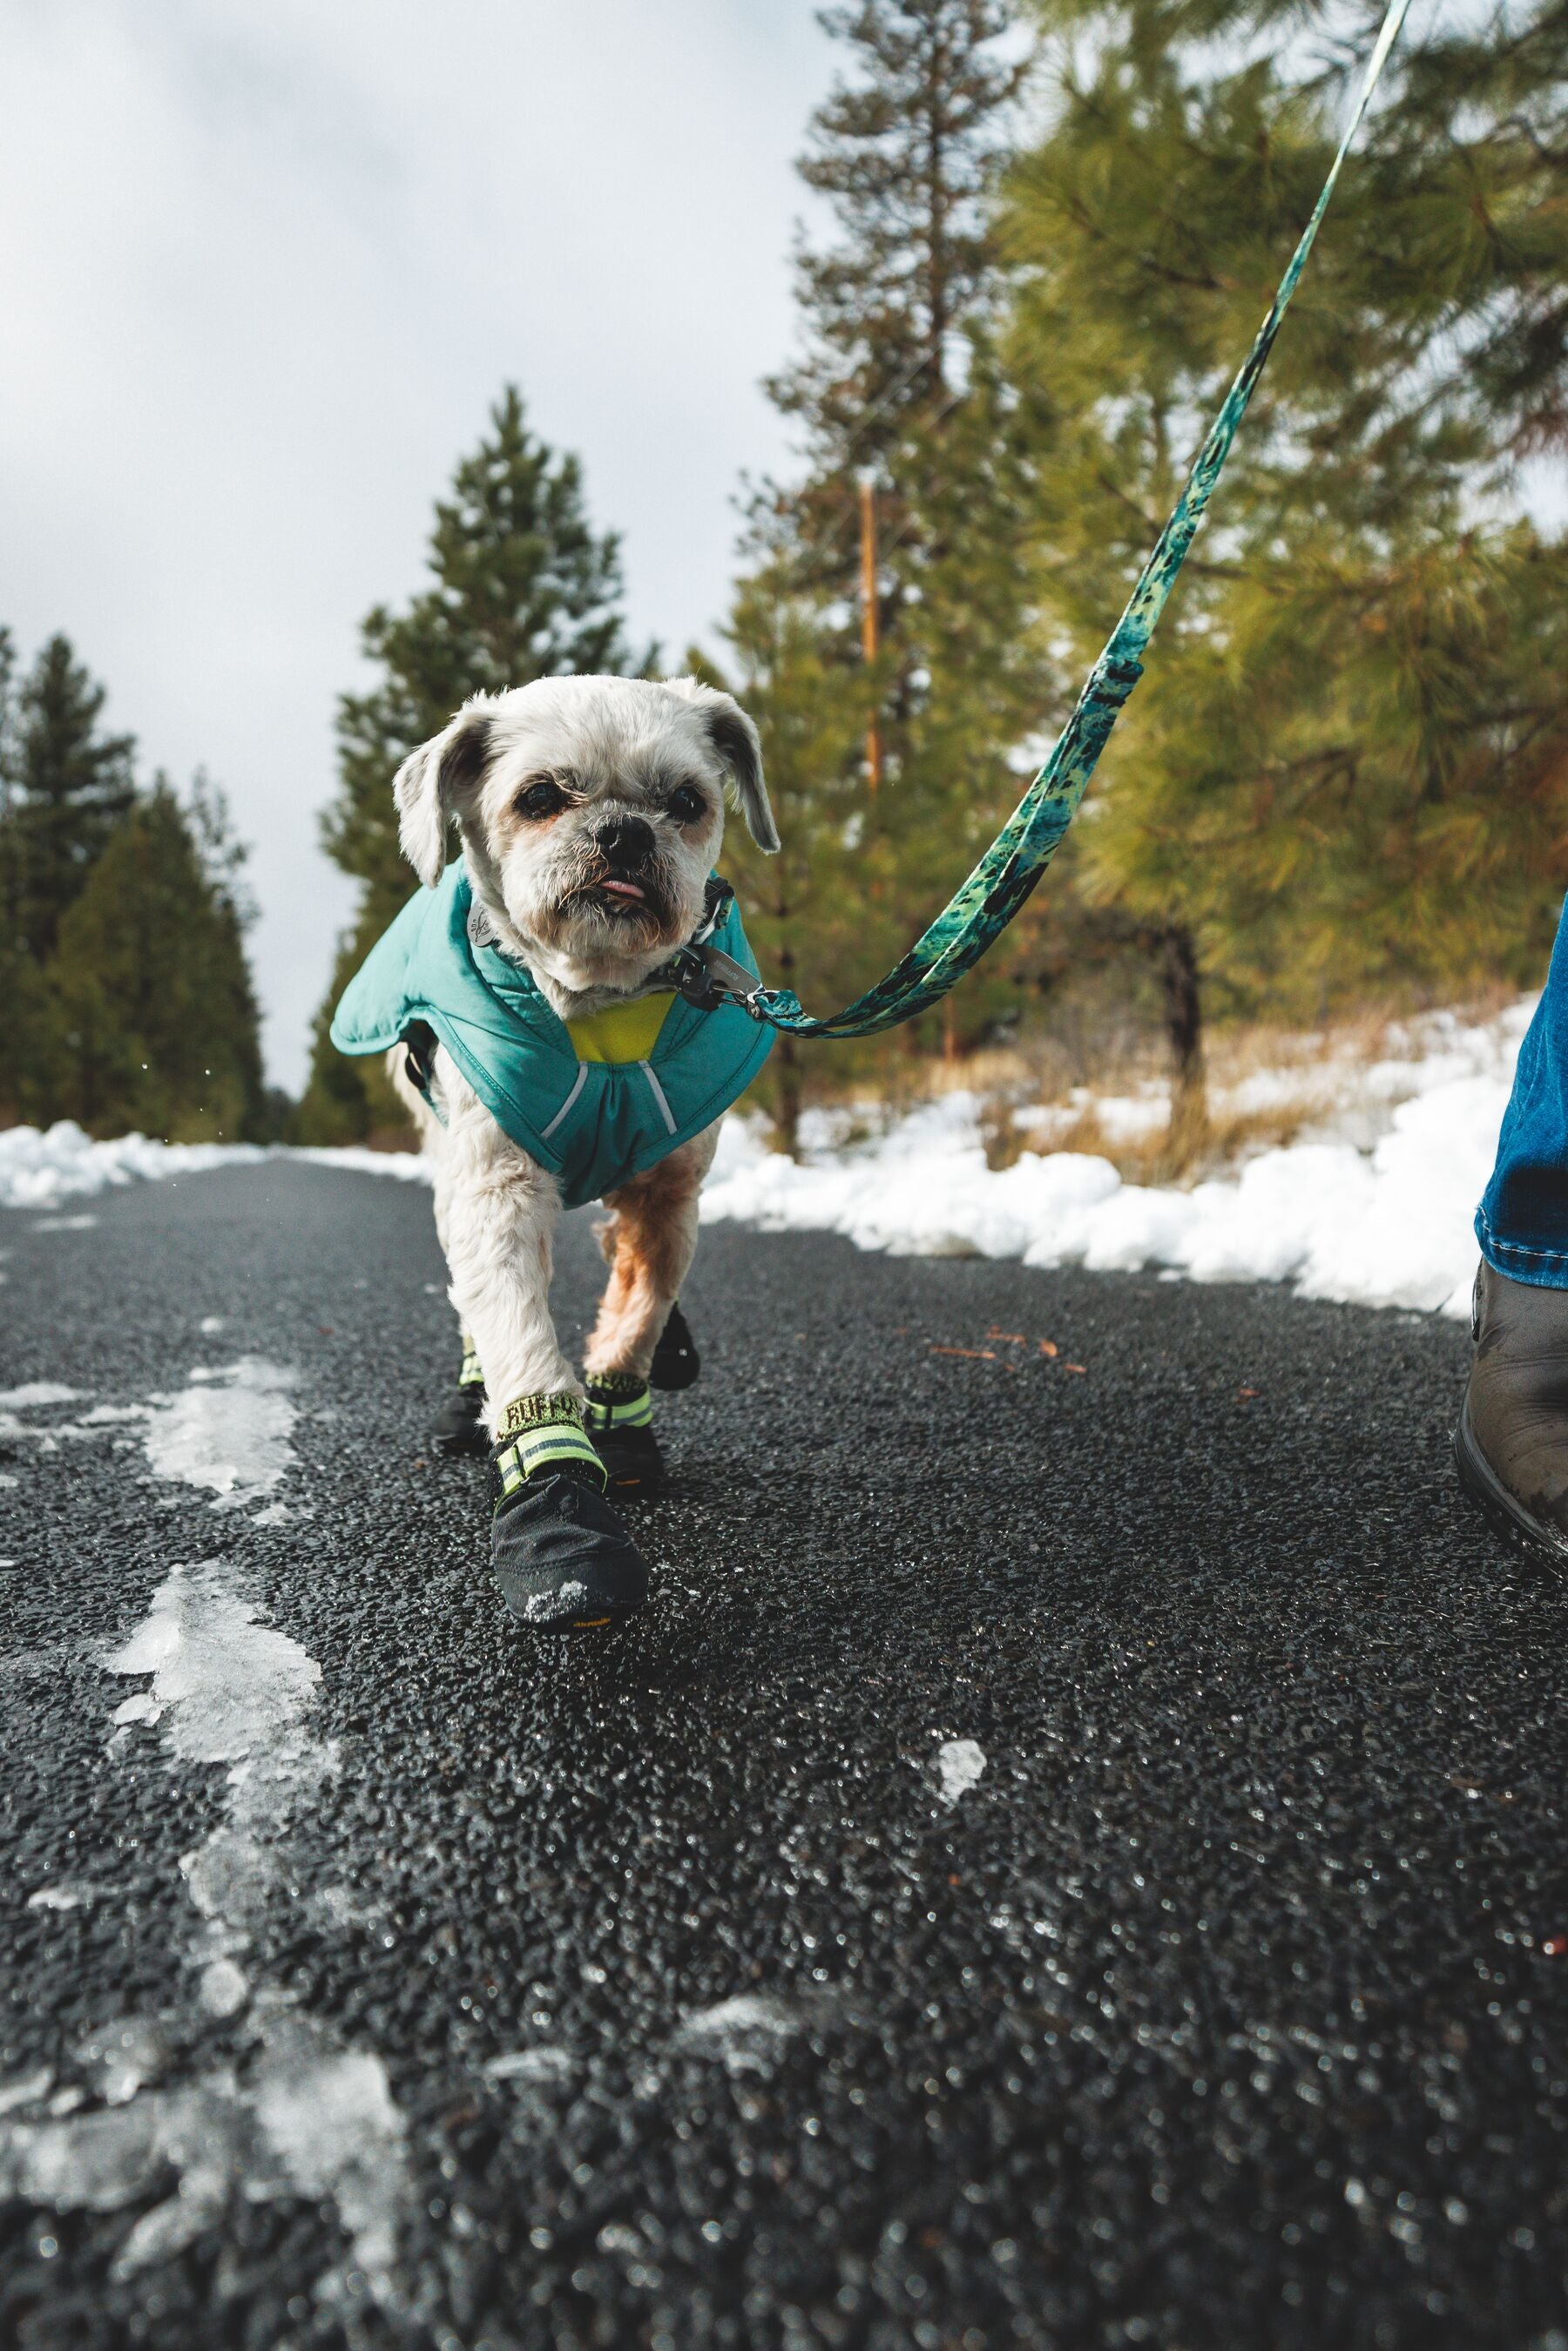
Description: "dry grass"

(985, 1098), (1317, 1185)
(828, 983), (1524, 1186)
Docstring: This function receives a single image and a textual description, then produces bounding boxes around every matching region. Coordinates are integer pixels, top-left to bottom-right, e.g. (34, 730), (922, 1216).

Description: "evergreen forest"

(0, 631), (274, 1144)
(296, 0), (1568, 1162)
(11, 0), (1562, 1164)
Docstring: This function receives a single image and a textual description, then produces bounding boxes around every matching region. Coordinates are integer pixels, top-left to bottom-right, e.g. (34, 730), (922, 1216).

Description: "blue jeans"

(1478, 893), (1568, 1291)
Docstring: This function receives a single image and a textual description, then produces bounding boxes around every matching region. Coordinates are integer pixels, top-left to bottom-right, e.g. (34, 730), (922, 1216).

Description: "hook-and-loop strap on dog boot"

(490, 1393), (650, 1631)
(1454, 1261), (1568, 1560)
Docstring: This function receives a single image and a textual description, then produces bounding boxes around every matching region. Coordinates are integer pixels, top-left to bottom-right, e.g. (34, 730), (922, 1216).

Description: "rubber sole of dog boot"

(490, 1469), (651, 1632)
(649, 1300), (700, 1392)
(591, 1422), (666, 1499)
(432, 1383), (489, 1458)
(1453, 1399), (1568, 1565)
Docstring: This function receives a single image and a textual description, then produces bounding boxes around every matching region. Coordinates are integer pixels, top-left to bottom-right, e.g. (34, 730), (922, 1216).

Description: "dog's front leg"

(580, 1125), (719, 1495)
(437, 1093), (574, 1429)
(433, 1068), (650, 1632)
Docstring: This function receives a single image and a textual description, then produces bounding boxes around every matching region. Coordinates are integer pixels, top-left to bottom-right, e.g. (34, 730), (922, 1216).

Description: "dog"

(334, 672), (779, 1631)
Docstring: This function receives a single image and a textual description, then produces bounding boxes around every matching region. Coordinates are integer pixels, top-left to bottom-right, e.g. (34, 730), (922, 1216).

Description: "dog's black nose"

(592, 815), (654, 866)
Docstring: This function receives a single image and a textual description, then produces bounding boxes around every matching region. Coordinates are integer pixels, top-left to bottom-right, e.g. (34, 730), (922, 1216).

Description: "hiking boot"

(584, 1375), (666, 1498)
(489, 1397), (649, 1631)
(1454, 1260), (1568, 1562)
(433, 1342), (488, 1458)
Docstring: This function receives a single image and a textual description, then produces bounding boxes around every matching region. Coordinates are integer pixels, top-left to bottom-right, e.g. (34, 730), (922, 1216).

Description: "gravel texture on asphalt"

(1, 1162), (1564, 2351)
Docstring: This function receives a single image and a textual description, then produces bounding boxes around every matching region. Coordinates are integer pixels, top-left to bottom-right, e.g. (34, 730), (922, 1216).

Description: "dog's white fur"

(387, 674), (776, 1436)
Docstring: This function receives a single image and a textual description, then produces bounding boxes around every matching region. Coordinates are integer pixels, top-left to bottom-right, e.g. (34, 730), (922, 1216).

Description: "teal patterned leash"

(721, 0), (1414, 1040)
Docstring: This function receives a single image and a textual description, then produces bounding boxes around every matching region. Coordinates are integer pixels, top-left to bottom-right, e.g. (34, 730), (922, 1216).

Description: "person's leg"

(1457, 894), (1568, 1556)
(1477, 898), (1568, 1288)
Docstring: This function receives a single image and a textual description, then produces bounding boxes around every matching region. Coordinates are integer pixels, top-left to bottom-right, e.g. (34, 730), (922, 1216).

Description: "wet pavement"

(2, 1159), (1565, 2351)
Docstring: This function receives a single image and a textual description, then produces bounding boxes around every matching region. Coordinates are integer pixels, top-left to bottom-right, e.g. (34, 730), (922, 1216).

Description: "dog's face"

(392, 675), (779, 998)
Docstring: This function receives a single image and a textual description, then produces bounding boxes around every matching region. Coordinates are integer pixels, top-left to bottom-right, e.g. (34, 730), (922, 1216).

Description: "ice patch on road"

(144, 1360), (297, 1501)
(106, 1561), (333, 1929)
(0, 1382), (83, 1409)
(672, 1996), (802, 2077)
(107, 1560), (321, 1773)
(0, 1558), (421, 2305)
(483, 2046), (575, 2086)
(0, 2069), (54, 2118)
(0, 2015), (408, 2294)
(935, 1738), (987, 1806)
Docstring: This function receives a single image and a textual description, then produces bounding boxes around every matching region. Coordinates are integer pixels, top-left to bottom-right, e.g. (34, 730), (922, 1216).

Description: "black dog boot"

(490, 1394), (650, 1631)
(584, 1374), (666, 1498)
(1454, 1260), (1568, 1561)
(432, 1337), (488, 1458)
(650, 1300), (700, 1391)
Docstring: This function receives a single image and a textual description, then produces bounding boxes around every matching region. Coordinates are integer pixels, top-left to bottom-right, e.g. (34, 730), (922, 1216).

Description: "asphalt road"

(2, 1159), (1565, 2351)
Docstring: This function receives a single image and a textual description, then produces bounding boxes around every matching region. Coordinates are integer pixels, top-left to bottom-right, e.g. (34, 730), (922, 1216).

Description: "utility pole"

(857, 471), (882, 794)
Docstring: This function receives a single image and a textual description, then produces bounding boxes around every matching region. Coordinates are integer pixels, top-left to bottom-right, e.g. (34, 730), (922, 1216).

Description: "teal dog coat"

(331, 862), (774, 1210)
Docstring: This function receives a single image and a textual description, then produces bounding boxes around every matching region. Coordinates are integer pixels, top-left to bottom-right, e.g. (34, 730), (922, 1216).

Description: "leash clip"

(670, 942), (760, 1014)
(665, 875), (763, 1013)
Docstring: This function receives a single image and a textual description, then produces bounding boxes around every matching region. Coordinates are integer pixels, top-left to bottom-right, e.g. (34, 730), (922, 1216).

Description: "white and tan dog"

(370, 672), (778, 1626)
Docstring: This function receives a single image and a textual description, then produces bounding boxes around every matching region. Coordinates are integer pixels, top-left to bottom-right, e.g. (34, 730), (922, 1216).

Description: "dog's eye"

(517, 778), (565, 820)
(667, 785), (706, 824)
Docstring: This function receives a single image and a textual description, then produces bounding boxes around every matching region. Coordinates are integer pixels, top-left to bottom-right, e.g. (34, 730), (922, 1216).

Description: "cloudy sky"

(0, 1), (838, 1090)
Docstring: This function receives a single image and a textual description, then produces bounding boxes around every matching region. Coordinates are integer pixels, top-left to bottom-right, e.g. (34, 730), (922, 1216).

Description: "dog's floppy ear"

(393, 700), (495, 888)
(665, 679), (780, 854)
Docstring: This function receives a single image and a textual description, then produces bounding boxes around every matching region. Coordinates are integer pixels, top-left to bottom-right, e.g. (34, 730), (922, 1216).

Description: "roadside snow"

(1, 997), (1533, 1319)
(0, 1125), (271, 1209)
(701, 999), (1534, 1321)
(0, 1122), (429, 1212)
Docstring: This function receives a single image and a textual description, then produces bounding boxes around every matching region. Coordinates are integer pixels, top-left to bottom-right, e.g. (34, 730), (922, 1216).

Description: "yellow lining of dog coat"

(564, 992), (676, 1066)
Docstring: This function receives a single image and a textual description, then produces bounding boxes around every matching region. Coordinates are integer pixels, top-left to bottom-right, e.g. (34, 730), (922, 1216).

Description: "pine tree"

(691, 557), (874, 1153)
(5, 634), (136, 962)
(717, 0), (1043, 1093)
(42, 780), (267, 1142)
(770, 3), (1028, 495)
(0, 625), (53, 1128)
(294, 387), (644, 1143)
(996, 0), (1568, 1154)
(328, 384), (646, 940)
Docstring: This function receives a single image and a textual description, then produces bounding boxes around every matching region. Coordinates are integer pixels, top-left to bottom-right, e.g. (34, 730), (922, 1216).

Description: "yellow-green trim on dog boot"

(490, 1394), (649, 1631)
(584, 1374), (666, 1498)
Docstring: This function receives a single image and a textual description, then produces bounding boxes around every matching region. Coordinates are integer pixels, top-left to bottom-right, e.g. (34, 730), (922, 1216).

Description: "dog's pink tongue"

(599, 879), (645, 901)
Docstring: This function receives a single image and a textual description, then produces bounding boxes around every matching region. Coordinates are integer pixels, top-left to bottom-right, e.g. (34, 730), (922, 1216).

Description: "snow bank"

(0, 1122), (429, 1211)
(2, 997), (1534, 1319)
(701, 1000), (1534, 1320)
(0, 1123), (270, 1210)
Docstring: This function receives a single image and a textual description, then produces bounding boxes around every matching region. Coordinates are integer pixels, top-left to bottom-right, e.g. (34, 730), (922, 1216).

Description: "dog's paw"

(591, 1422), (666, 1498)
(432, 1381), (489, 1458)
(584, 1376), (666, 1497)
(649, 1300), (700, 1392)
(490, 1469), (650, 1632)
